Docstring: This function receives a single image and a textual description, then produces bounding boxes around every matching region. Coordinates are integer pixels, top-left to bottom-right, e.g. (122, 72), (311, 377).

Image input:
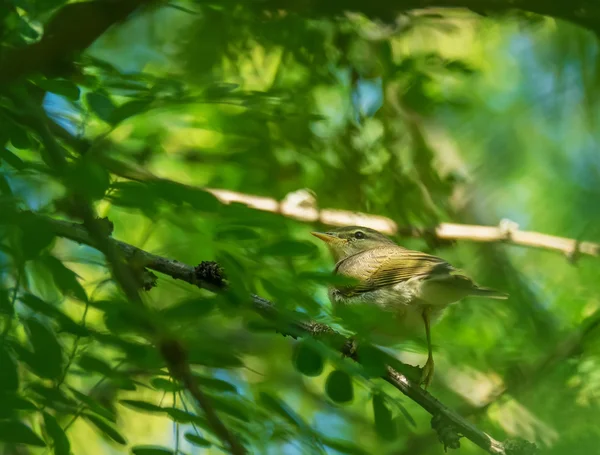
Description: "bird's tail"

(470, 286), (509, 300)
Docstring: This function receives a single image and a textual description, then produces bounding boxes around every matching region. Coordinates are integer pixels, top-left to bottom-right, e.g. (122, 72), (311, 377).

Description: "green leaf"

(68, 387), (116, 422)
(0, 343), (19, 391)
(19, 293), (88, 337)
(18, 217), (55, 260)
(160, 297), (216, 321)
(36, 79), (80, 100)
(109, 99), (152, 125)
(0, 421), (46, 447)
(356, 344), (387, 378)
(215, 227), (260, 241)
(293, 341), (324, 377)
(9, 125), (32, 149)
(25, 318), (63, 380)
(77, 354), (118, 377)
(86, 92), (116, 123)
(0, 148), (25, 169)
(325, 370), (354, 404)
(65, 157), (111, 201)
(205, 395), (249, 422)
(395, 402), (416, 427)
(150, 378), (182, 392)
(43, 411), (71, 455)
(187, 347), (243, 369)
(119, 399), (164, 413)
(29, 383), (77, 408)
(320, 435), (369, 455)
(83, 413), (127, 445)
(260, 240), (317, 257)
(41, 255), (88, 301)
(0, 393), (37, 419)
(163, 408), (207, 426)
(259, 392), (306, 429)
(184, 432), (211, 447)
(194, 375), (237, 394)
(131, 446), (174, 455)
(372, 393), (397, 441)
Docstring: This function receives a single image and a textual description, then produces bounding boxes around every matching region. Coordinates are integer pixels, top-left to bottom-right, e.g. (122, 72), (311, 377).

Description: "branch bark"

(29, 211), (536, 455)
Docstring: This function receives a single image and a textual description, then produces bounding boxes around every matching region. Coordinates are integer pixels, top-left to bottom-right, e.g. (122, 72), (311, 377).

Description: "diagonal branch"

(20, 100), (246, 455)
(27, 211), (536, 455)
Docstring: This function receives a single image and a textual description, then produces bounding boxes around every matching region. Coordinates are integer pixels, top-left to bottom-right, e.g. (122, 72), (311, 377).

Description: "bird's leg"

(420, 306), (435, 389)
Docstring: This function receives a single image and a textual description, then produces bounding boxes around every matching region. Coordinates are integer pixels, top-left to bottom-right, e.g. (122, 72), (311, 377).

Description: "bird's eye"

(354, 231), (365, 239)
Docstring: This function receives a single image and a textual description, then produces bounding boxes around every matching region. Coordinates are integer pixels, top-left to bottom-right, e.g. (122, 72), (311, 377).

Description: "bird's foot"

(419, 356), (435, 390)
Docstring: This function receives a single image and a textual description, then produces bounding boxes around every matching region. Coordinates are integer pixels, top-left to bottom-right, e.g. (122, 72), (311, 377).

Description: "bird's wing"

(334, 246), (467, 295)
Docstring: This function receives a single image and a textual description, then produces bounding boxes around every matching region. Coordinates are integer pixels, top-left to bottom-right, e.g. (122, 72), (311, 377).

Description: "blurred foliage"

(1, 1), (600, 454)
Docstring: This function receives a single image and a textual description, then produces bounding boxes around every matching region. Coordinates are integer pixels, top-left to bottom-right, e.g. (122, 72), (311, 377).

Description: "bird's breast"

(328, 280), (447, 343)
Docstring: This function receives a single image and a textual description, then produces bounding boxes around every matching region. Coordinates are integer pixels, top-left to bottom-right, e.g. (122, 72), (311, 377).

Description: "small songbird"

(311, 226), (508, 388)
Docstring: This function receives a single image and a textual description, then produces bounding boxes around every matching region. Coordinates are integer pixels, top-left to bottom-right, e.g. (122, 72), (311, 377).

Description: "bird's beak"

(311, 231), (341, 244)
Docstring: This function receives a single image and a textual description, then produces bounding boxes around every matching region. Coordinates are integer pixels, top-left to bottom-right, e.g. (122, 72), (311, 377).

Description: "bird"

(311, 225), (508, 388)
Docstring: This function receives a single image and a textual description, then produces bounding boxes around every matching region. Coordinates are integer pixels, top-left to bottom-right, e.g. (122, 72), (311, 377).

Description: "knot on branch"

(141, 269), (158, 291)
(95, 216), (114, 237)
(504, 438), (538, 455)
(195, 261), (227, 288)
(498, 218), (519, 241)
(431, 413), (461, 451)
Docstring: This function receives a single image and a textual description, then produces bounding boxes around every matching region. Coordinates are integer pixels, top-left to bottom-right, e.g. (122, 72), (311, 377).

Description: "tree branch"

(26, 211), (537, 455)
(203, 187), (599, 260)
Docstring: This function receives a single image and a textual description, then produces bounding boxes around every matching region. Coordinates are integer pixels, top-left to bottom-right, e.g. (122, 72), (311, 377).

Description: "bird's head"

(311, 226), (395, 261)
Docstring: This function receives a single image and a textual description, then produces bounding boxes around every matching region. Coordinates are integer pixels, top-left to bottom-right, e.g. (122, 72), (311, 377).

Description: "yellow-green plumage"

(311, 225), (508, 388)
